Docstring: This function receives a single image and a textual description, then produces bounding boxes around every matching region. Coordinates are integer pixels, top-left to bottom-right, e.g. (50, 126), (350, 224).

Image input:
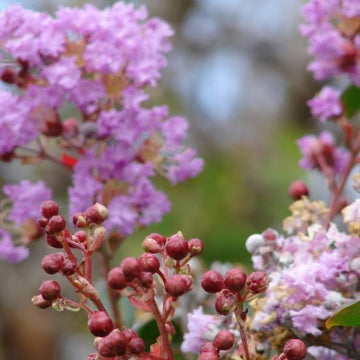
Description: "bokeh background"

(0, 0), (320, 359)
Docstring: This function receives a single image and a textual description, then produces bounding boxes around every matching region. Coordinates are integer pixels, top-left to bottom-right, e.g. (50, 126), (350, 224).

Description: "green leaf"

(341, 85), (360, 118)
(326, 300), (360, 328)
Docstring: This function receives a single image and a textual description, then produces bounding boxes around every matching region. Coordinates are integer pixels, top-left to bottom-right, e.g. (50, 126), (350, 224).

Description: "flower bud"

(122, 328), (137, 342)
(31, 294), (52, 309)
(73, 230), (87, 243)
(165, 274), (193, 297)
(140, 253), (160, 273)
(73, 212), (87, 228)
(200, 342), (218, 354)
(97, 329), (128, 357)
(262, 228), (277, 241)
(85, 203), (109, 224)
(46, 215), (66, 234)
(88, 311), (114, 337)
(128, 337), (145, 354)
(288, 181), (309, 200)
(213, 330), (235, 350)
(121, 257), (141, 280)
(166, 233), (189, 260)
(91, 226), (106, 251)
(107, 267), (127, 290)
(224, 269), (247, 292)
(62, 118), (79, 138)
(188, 238), (204, 256)
(41, 252), (64, 274)
(201, 271), (224, 293)
(41, 200), (59, 219)
(199, 352), (219, 360)
(215, 292), (237, 315)
(138, 271), (153, 289)
(38, 217), (48, 228)
(46, 234), (63, 248)
(39, 280), (61, 301)
(246, 271), (268, 294)
(142, 233), (165, 253)
(1, 67), (16, 84)
(61, 260), (76, 276)
(283, 339), (307, 360)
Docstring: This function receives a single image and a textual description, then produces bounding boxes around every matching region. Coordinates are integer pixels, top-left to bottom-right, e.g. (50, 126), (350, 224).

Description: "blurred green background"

(0, 0), (319, 359)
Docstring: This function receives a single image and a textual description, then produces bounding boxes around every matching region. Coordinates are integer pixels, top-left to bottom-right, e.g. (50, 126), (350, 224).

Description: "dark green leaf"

(326, 300), (360, 328)
(341, 85), (360, 118)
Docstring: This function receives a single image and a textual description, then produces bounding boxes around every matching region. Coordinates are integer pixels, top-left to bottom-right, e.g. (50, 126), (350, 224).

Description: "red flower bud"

(288, 181), (309, 200)
(46, 215), (66, 234)
(138, 271), (153, 289)
(166, 233), (189, 260)
(121, 257), (141, 280)
(85, 203), (109, 224)
(46, 234), (63, 248)
(262, 228), (277, 241)
(73, 230), (87, 243)
(201, 271), (224, 293)
(31, 294), (52, 309)
(215, 292), (237, 315)
(188, 238), (204, 256)
(122, 328), (137, 342)
(140, 253), (160, 273)
(1, 67), (16, 84)
(128, 337), (145, 354)
(41, 200), (59, 219)
(88, 311), (114, 337)
(283, 339), (307, 360)
(213, 330), (235, 350)
(61, 260), (76, 276)
(39, 280), (61, 301)
(73, 212), (87, 228)
(38, 217), (48, 228)
(224, 269), (247, 292)
(142, 233), (166, 253)
(97, 329), (128, 357)
(41, 252), (64, 274)
(165, 274), (193, 297)
(199, 352), (219, 360)
(107, 267), (127, 290)
(246, 271), (268, 294)
(200, 342), (218, 354)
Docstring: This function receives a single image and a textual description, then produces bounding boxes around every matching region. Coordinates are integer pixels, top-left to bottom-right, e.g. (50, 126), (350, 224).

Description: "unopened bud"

(199, 352), (219, 360)
(46, 234), (63, 248)
(1, 67), (16, 84)
(41, 252), (64, 274)
(73, 230), (87, 243)
(288, 181), (309, 200)
(39, 280), (61, 301)
(46, 215), (66, 234)
(97, 330), (127, 357)
(224, 269), (247, 292)
(73, 212), (87, 228)
(188, 238), (204, 256)
(88, 311), (114, 337)
(213, 330), (235, 350)
(140, 253), (160, 273)
(166, 233), (189, 260)
(122, 328), (137, 342)
(246, 271), (268, 294)
(215, 292), (237, 315)
(262, 228), (277, 241)
(128, 337), (145, 354)
(201, 271), (224, 293)
(107, 267), (127, 290)
(138, 271), (154, 289)
(121, 257), (141, 280)
(165, 274), (193, 297)
(200, 342), (218, 354)
(91, 226), (106, 251)
(38, 217), (48, 228)
(41, 200), (59, 219)
(61, 260), (76, 276)
(85, 203), (109, 224)
(32, 294), (52, 309)
(283, 339), (307, 360)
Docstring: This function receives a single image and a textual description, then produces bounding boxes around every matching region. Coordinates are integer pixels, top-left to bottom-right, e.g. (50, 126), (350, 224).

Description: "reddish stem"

(234, 305), (251, 360)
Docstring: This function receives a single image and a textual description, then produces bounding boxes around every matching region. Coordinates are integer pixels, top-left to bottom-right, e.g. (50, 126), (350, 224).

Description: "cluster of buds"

(198, 330), (235, 360)
(87, 313), (145, 359)
(273, 339), (307, 360)
(201, 269), (268, 316)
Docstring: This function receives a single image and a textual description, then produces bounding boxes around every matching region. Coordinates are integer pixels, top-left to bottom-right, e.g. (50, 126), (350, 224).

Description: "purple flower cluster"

(247, 223), (360, 358)
(0, 3), (203, 260)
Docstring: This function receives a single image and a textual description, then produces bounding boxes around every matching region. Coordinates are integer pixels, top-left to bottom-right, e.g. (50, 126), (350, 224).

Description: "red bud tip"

(166, 233), (189, 260)
(201, 271), (224, 293)
(41, 200), (59, 219)
(224, 268), (247, 292)
(288, 181), (309, 200)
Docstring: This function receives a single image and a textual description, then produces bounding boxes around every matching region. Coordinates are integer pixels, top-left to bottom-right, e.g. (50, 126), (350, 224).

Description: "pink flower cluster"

(0, 3), (203, 261)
